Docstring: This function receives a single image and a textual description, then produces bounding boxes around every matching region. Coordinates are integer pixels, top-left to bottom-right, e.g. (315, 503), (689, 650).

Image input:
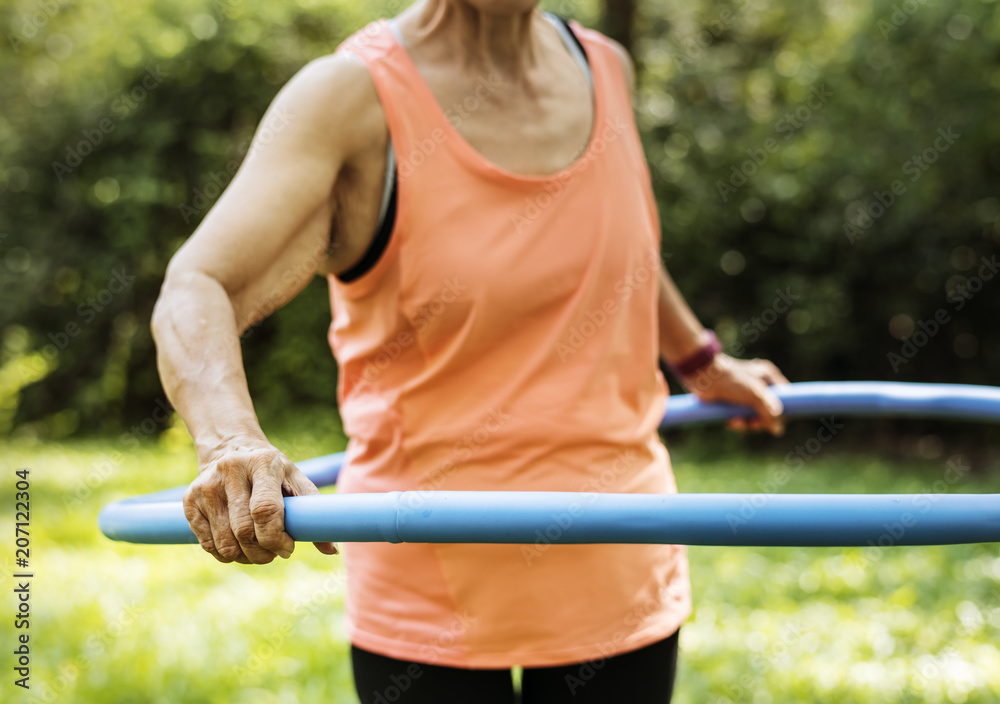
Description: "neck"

(398, 0), (542, 81)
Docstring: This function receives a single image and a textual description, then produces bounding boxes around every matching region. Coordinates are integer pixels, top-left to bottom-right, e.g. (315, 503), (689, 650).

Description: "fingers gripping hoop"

(98, 382), (1000, 548)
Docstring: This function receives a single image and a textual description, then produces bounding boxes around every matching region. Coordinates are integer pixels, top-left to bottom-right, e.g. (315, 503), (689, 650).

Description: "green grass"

(1, 420), (998, 703)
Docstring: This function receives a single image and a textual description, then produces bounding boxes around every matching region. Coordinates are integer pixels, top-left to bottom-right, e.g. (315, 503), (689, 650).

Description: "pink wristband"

(668, 330), (722, 379)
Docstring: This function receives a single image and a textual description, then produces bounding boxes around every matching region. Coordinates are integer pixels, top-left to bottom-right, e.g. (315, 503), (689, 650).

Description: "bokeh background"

(2, 0), (999, 701)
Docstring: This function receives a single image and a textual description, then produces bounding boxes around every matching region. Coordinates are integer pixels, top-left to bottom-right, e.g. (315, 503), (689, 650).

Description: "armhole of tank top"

(336, 139), (396, 283)
(334, 20), (403, 285)
(335, 14), (592, 285)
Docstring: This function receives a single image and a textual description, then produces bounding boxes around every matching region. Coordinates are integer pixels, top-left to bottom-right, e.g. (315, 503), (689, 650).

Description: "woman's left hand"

(681, 354), (790, 436)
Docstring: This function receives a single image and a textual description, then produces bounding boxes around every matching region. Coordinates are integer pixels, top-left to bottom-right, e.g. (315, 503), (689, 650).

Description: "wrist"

(667, 330), (722, 381)
(681, 354), (732, 395)
(196, 430), (272, 467)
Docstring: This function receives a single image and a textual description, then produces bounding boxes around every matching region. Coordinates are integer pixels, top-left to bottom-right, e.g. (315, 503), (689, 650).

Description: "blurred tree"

(602, 0), (637, 55)
(1, 0), (998, 442)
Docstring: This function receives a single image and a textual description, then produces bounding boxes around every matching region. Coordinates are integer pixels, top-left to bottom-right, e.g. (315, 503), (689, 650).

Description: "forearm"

(657, 264), (711, 365)
(152, 271), (267, 465)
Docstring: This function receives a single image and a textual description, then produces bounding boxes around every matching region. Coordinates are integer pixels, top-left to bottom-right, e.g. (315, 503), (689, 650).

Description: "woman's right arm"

(151, 53), (386, 565)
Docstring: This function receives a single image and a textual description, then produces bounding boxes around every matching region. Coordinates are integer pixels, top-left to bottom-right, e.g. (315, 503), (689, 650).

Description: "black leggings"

(351, 629), (679, 704)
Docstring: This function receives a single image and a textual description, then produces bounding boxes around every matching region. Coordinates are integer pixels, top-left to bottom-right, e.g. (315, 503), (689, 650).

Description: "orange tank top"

(327, 16), (691, 668)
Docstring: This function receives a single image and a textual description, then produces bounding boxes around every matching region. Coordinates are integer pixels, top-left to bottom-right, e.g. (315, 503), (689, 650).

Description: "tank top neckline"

(382, 15), (608, 186)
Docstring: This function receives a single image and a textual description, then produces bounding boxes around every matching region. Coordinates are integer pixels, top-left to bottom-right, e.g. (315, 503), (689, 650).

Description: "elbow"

(150, 259), (195, 345)
(150, 272), (176, 347)
(150, 263), (240, 343)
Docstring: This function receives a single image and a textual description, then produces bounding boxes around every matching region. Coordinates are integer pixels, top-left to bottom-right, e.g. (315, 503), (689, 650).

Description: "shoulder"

(566, 21), (635, 96)
(604, 37), (635, 95)
(265, 44), (387, 162)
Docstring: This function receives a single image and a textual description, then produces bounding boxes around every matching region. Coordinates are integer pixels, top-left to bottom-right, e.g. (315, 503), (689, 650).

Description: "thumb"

(747, 382), (785, 436)
(282, 465), (340, 556)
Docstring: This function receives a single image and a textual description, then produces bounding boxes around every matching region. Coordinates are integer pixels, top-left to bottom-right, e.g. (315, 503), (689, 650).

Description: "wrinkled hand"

(183, 440), (339, 564)
(681, 355), (789, 436)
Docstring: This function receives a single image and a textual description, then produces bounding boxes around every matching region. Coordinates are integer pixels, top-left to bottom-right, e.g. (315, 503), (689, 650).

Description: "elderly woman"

(151, 1), (788, 702)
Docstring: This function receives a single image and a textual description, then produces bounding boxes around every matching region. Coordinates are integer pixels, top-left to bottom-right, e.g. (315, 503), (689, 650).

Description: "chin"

(453, 0), (540, 15)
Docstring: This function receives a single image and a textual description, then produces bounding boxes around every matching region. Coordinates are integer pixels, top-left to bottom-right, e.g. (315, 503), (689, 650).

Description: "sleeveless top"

(326, 16), (692, 669)
(338, 12), (592, 284)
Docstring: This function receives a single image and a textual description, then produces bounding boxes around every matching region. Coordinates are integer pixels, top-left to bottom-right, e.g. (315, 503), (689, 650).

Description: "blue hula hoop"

(97, 381), (1000, 547)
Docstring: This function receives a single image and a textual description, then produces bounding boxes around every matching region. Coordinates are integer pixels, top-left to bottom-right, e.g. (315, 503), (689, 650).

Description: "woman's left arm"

(657, 263), (789, 436)
(604, 38), (789, 435)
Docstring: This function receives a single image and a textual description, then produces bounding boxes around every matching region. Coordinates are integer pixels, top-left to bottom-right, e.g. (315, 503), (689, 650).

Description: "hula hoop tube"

(97, 381), (1000, 547)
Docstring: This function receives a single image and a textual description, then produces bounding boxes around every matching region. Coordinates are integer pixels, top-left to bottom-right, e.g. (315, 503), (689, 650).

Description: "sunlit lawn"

(2, 416), (998, 703)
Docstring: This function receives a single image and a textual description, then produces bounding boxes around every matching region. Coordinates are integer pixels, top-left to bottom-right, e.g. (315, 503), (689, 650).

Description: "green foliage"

(2, 0), (999, 435)
(3, 4), (999, 701)
(2, 426), (999, 702)
(2, 0), (393, 436)
(636, 0), (1000, 390)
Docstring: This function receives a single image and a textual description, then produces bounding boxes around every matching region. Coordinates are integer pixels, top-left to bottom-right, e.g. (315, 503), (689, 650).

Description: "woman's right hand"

(182, 440), (339, 564)
(154, 54), (385, 565)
